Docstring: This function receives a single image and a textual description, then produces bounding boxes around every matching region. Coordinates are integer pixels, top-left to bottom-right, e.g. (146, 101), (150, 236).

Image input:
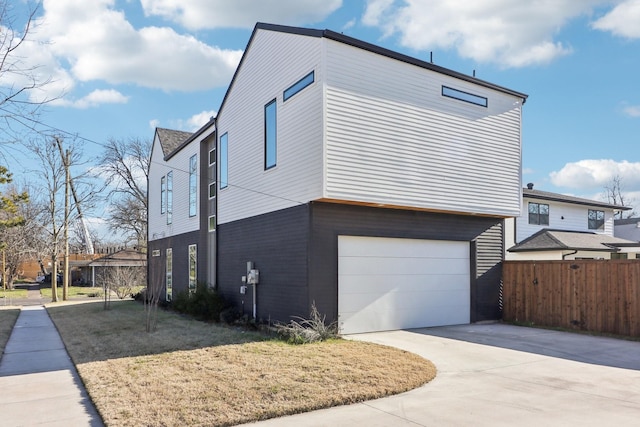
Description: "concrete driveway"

(242, 323), (640, 426)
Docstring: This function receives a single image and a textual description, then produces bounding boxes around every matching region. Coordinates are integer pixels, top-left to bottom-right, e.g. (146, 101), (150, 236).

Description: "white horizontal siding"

(148, 135), (201, 240)
(324, 39), (523, 217)
(216, 29), (324, 225)
(516, 198), (616, 243)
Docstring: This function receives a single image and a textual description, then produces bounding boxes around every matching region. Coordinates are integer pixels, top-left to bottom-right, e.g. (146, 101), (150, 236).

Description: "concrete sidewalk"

(0, 306), (103, 426)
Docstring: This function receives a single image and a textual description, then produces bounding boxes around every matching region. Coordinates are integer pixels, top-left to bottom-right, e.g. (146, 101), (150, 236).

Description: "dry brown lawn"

(0, 307), (20, 355)
(47, 300), (436, 427)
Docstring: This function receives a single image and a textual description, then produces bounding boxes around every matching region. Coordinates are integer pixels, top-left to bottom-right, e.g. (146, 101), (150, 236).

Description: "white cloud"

(149, 119), (160, 130)
(592, 0), (640, 38)
(169, 110), (216, 132)
(622, 105), (640, 117)
(550, 159), (640, 190)
(1, 0), (244, 106)
(522, 168), (535, 175)
(140, 0), (342, 30)
(362, 0), (606, 68)
(39, 0), (242, 92)
(54, 89), (129, 109)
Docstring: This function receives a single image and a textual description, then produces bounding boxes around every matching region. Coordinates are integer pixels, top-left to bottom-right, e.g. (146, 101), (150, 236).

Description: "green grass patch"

(0, 288), (28, 299)
(0, 308), (21, 355)
(40, 286), (103, 299)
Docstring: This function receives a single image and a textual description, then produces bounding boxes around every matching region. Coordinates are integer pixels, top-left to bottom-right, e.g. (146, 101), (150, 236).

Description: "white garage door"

(338, 236), (470, 334)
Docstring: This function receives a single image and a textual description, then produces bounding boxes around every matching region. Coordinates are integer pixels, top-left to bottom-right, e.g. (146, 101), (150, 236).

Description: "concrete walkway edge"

(0, 305), (104, 426)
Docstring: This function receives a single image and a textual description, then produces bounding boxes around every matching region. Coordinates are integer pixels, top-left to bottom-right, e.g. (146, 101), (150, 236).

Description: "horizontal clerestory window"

(442, 86), (488, 107)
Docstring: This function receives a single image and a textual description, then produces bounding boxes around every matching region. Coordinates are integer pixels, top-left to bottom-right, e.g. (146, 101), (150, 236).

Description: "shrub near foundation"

(171, 282), (229, 321)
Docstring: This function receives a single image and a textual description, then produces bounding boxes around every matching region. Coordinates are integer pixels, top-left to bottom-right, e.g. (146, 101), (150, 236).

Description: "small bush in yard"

(172, 282), (229, 322)
(276, 302), (338, 344)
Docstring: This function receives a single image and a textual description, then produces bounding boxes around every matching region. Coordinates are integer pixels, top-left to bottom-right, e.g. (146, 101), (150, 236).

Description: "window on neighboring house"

(209, 182), (216, 199)
(166, 248), (173, 301)
(208, 215), (216, 232)
(283, 70), (314, 101)
(166, 171), (173, 224)
(265, 99), (277, 170)
(209, 148), (216, 166)
(588, 209), (605, 230)
(528, 202), (549, 225)
(220, 133), (228, 189)
(442, 86), (488, 107)
(189, 154), (197, 217)
(188, 244), (197, 293)
(160, 176), (166, 214)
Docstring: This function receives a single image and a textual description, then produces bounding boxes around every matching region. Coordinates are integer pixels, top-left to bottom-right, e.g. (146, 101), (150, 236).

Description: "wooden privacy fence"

(502, 260), (640, 337)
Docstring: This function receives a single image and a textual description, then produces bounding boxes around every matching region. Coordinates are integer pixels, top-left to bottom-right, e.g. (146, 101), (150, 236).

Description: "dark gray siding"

(215, 201), (505, 326)
(308, 202), (504, 323)
(472, 221), (504, 321)
(217, 204), (310, 322)
(148, 229), (204, 300)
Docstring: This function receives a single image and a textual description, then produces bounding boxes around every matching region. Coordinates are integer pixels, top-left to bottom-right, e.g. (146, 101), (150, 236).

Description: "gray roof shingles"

(509, 229), (640, 252)
(156, 128), (194, 158)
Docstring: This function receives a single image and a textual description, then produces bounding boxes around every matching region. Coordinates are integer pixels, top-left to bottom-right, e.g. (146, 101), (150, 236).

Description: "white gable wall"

(148, 135), (201, 240)
(515, 198), (616, 243)
(324, 39), (523, 217)
(216, 30), (324, 225)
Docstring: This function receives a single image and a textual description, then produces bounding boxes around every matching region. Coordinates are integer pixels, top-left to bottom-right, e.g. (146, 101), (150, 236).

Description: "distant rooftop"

(509, 229), (640, 253)
(523, 185), (630, 211)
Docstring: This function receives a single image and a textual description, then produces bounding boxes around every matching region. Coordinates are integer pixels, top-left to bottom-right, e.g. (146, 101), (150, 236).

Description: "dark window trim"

(160, 176), (166, 214)
(220, 132), (228, 189)
(528, 202), (549, 226)
(442, 85), (488, 107)
(189, 154), (197, 217)
(264, 99), (277, 170)
(588, 209), (605, 230)
(166, 171), (173, 225)
(283, 70), (314, 101)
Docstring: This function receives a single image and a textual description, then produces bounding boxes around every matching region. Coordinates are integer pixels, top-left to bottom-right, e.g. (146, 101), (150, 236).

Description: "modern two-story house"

(505, 183), (640, 260)
(149, 23), (528, 334)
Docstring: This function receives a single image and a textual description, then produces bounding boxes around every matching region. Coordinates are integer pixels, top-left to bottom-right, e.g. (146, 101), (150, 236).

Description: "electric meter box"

(247, 269), (259, 285)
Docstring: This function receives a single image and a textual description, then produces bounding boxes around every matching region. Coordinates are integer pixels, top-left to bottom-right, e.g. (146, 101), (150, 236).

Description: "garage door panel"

(339, 287), (469, 315)
(339, 256), (469, 276)
(339, 238), (468, 258)
(338, 236), (470, 334)
(338, 273), (469, 294)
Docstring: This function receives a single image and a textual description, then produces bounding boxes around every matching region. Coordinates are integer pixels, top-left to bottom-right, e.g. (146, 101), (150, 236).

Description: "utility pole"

(63, 149), (70, 301)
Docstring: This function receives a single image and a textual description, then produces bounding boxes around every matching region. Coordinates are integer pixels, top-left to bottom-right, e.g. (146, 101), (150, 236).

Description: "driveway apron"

(241, 323), (640, 426)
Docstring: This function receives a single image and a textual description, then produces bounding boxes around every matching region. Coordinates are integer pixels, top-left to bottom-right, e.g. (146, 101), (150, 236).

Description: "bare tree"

(99, 138), (150, 251)
(104, 266), (145, 300)
(0, 182), (44, 289)
(28, 137), (94, 301)
(0, 1), (58, 145)
(604, 175), (637, 219)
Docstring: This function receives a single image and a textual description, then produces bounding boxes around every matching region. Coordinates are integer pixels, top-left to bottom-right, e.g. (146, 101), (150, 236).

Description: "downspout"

(562, 250), (578, 260)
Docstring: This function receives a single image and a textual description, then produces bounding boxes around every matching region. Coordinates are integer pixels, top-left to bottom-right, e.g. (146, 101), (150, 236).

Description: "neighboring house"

(149, 23), (528, 334)
(86, 249), (147, 286)
(615, 217), (640, 243)
(505, 184), (640, 260)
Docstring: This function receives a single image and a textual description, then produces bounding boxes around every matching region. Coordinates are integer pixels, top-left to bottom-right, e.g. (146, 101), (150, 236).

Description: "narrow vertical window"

(189, 154), (197, 217)
(264, 99), (277, 169)
(160, 176), (166, 214)
(188, 244), (197, 293)
(166, 171), (173, 224)
(166, 248), (173, 301)
(208, 215), (216, 232)
(209, 148), (216, 166)
(220, 133), (228, 189)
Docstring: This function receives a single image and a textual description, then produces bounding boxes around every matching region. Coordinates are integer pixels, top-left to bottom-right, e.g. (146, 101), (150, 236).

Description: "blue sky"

(2, 0), (640, 238)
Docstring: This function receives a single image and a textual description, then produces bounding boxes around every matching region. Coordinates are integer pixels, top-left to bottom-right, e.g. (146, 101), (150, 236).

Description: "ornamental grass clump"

(276, 302), (338, 344)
